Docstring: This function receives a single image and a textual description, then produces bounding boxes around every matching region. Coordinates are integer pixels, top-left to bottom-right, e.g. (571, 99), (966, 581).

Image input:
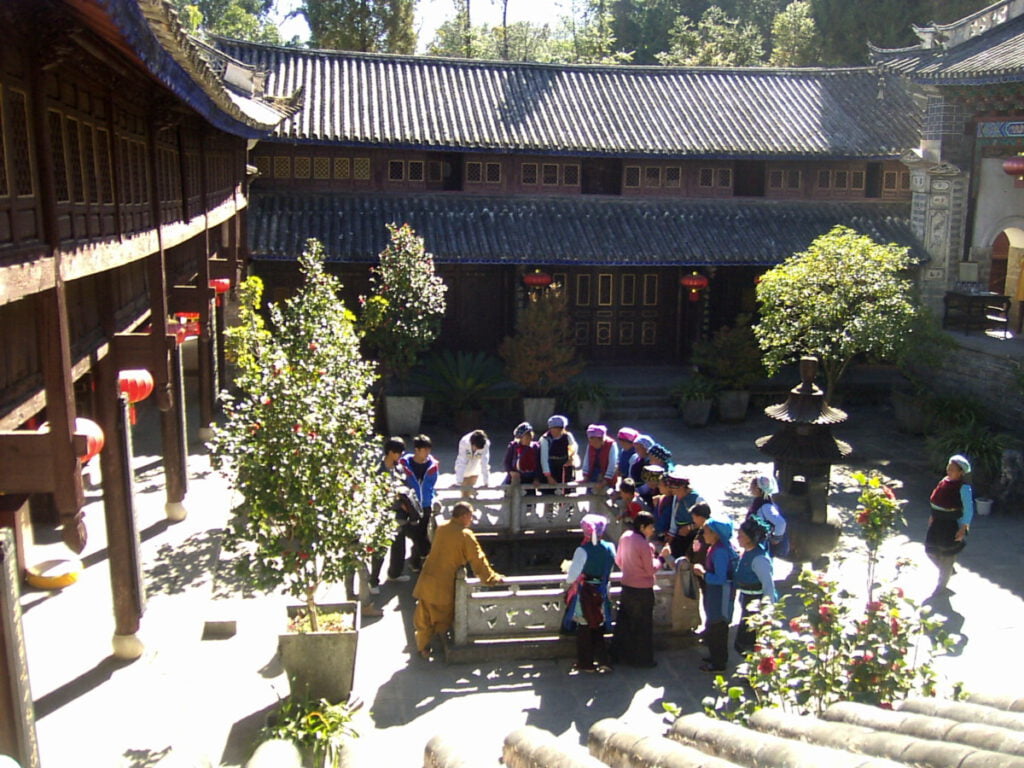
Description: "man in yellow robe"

(412, 501), (503, 658)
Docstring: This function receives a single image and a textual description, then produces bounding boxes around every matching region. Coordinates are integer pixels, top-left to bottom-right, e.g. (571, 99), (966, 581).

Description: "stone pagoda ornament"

(755, 356), (851, 561)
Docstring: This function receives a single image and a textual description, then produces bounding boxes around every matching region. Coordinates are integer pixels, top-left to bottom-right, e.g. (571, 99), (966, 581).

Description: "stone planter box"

(279, 602), (359, 703)
(716, 390), (750, 423)
(681, 399), (712, 427)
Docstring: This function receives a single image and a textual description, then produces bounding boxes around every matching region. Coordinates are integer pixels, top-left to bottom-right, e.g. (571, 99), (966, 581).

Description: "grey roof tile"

(248, 191), (925, 266)
(217, 40), (920, 158)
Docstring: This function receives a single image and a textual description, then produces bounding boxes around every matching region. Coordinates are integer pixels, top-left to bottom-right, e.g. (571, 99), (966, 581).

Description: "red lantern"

(209, 278), (231, 307)
(523, 270), (553, 288)
(39, 418), (105, 464)
(174, 313), (201, 340)
(1002, 155), (1024, 178)
(119, 369), (154, 425)
(679, 272), (709, 302)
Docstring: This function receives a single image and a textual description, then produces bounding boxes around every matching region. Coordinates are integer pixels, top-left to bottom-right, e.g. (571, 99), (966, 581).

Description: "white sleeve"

(751, 556), (775, 602)
(565, 546), (588, 584)
(454, 435), (469, 483)
(481, 441), (491, 486)
(761, 502), (787, 538)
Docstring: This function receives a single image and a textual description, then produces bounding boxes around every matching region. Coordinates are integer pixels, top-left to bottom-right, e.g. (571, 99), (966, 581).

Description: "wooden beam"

(0, 431), (87, 493)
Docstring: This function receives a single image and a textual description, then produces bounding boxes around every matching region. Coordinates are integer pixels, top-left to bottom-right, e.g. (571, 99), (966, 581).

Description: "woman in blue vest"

(563, 513), (616, 674)
(734, 517), (776, 656)
(925, 454), (974, 597)
(693, 514), (738, 672)
(540, 414), (578, 493)
(747, 474), (789, 558)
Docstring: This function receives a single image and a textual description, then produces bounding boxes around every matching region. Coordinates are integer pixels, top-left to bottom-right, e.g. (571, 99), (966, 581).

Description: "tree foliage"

(499, 284), (584, 396)
(359, 223), (448, 383)
(656, 6), (764, 66)
(173, 0), (281, 42)
(211, 240), (394, 630)
(753, 225), (919, 401)
(295, 0), (416, 53)
(769, 0), (819, 66)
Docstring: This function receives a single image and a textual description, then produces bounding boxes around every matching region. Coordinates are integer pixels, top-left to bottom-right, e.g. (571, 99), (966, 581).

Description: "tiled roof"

(217, 39), (921, 159)
(248, 191), (925, 266)
(871, 4), (1024, 84)
(89, 0), (294, 136)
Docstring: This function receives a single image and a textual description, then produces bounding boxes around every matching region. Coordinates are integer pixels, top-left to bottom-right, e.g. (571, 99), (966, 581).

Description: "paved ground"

(16, 375), (1024, 767)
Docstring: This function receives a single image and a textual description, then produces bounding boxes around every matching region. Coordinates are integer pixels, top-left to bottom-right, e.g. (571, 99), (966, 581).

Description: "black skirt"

(925, 509), (966, 557)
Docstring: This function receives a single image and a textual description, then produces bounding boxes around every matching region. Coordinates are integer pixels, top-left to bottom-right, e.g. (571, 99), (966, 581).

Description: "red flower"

(883, 486), (896, 500)
(292, 423), (302, 433)
(866, 601), (883, 613)
(262, 396), (272, 405)
(856, 509), (871, 525)
(863, 651), (875, 662)
(890, 618), (900, 633)
(789, 618), (802, 632)
(308, 342), (318, 351)
(880, 702), (893, 710)
(298, 552), (309, 560)
(757, 656), (777, 674)
(895, 587), (904, 598)
(819, 605), (834, 620)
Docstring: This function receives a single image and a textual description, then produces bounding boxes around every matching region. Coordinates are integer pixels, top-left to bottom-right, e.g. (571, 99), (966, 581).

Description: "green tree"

(555, 0), (634, 64)
(769, 0), (818, 66)
(610, 0), (691, 64)
(656, 6), (765, 66)
(499, 284), (584, 397)
(427, 20), (558, 61)
(294, 0), (415, 53)
(753, 225), (920, 401)
(174, 0), (281, 42)
(211, 241), (394, 631)
(359, 223), (448, 383)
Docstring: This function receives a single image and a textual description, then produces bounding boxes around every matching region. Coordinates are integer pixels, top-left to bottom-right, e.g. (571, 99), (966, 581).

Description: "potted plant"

(360, 223), (448, 435)
(562, 377), (612, 425)
(424, 350), (508, 433)
(213, 240), (394, 703)
(691, 314), (763, 423)
(499, 283), (583, 426)
(924, 415), (1011, 499)
(671, 375), (717, 427)
(256, 693), (358, 767)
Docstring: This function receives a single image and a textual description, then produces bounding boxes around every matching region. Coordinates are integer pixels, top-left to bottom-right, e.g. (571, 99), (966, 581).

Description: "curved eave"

(96, 0), (285, 138)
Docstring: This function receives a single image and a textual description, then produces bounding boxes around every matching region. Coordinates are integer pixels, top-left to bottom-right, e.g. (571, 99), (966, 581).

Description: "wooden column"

(146, 116), (189, 522)
(0, 529), (41, 768)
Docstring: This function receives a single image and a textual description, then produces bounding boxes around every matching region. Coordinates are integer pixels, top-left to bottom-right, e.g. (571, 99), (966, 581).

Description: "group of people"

(371, 416), (976, 672)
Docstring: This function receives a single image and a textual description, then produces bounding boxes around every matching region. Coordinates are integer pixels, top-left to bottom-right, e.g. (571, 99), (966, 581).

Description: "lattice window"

(388, 160), (405, 181)
(465, 161), (482, 183)
(428, 161), (442, 182)
(9, 90), (33, 196)
(485, 162), (501, 183)
(883, 171), (897, 190)
(851, 170), (865, 190)
(624, 166), (641, 188)
(48, 110), (70, 202)
(596, 321), (612, 346)
(619, 322), (635, 346)
(698, 168), (713, 188)
(408, 160), (424, 181)
(786, 170), (801, 189)
(95, 128), (113, 203)
(312, 157), (330, 179)
(273, 156), (291, 178)
(574, 321), (589, 346)
(620, 274), (636, 305)
(642, 274), (658, 306)
(900, 172), (910, 190)
(665, 166), (681, 187)
(768, 170), (783, 189)
(576, 274), (591, 306)
(333, 157), (351, 179)
(82, 124), (97, 204)
(65, 117), (84, 203)
(834, 170), (849, 189)
(716, 168), (732, 188)
(294, 156), (311, 179)
(641, 320), (657, 345)
(644, 167), (661, 187)
(563, 164), (580, 186)
(542, 163), (559, 185)
(353, 157), (371, 180)
(817, 169), (831, 188)
(521, 162), (537, 184)
(0, 92), (7, 197)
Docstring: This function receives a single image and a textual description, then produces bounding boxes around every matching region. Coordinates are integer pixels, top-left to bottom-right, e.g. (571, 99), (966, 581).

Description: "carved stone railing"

(450, 568), (685, 661)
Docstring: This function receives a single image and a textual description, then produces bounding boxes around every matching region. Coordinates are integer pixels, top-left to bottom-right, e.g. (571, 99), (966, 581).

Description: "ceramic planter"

(681, 399), (713, 427)
(385, 395), (424, 436)
(279, 602), (359, 703)
(523, 397), (556, 428)
(716, 390), (750, 423)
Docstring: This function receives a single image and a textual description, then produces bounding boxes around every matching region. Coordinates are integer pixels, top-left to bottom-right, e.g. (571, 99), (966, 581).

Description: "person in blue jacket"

(693, 514), (738, 672)
(399, 434), (440, 571)
(734, 517), (776, 656)
(563, 513), (617, 675)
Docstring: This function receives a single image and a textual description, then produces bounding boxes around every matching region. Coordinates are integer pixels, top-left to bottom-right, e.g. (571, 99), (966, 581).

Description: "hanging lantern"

(679, 272), (709, 302)
(38, 418), (105, 464)
(118, 369), (154, 425)
(522, 269), (553, 288)
(174, 312), (201, 340)
(1002, 155), (1024, 179)
(209, 278), (231, 307)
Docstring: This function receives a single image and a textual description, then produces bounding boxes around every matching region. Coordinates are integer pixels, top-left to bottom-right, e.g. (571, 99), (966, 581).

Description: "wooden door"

(555, 268), (678, 363)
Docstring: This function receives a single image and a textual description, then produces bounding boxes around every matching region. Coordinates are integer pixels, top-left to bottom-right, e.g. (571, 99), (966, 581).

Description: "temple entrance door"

(554, 268), (678, 363)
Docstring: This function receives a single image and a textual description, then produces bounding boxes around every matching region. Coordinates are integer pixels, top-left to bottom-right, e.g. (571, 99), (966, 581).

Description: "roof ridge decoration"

(874, 0), (1022, 54)
(96, 0), (298, 136)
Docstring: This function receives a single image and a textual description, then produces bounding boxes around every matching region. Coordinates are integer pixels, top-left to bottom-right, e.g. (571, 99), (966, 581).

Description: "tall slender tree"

(295, 0), (416, 52)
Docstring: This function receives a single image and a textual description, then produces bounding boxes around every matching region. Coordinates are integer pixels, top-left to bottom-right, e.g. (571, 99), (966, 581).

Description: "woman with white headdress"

(562, 513), (616, 674)
(926, 454), (974, 597)
(747, 474), (789, 558)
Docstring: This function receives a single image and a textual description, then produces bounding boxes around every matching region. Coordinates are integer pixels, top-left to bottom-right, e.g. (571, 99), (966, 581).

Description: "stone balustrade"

(588, 718), (744, 768)
(503, 726), (608, 768)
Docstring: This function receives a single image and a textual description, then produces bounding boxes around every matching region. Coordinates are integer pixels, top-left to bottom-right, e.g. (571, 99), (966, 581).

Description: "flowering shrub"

(851, 470), (906, 599)
(212, 240), (394, 631)
(360, 223), (447, 382)
(703, 569), (953, 723)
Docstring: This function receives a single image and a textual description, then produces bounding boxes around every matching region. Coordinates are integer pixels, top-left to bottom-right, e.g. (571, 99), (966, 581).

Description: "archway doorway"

(992, 227), (1024, 333)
